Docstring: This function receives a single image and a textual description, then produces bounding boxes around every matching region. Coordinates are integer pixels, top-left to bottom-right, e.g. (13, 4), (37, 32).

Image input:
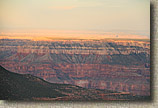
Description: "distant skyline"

(0, 0), (150, 38)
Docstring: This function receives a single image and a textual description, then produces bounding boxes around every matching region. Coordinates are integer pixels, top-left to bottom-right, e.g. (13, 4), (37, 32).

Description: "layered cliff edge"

(0, 65), (150, 100)
(0, 39), (150, 100)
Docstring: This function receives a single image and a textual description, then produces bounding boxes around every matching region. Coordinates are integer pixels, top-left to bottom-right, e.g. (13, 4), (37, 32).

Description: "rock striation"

(0, 39), (150, 96)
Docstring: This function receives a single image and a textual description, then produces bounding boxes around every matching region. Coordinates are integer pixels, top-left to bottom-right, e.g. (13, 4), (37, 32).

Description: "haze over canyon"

(0, 37), (150, 97)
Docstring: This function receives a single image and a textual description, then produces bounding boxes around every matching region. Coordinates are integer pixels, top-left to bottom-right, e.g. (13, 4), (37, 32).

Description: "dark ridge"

(0, 65), (66, 100)
(0, 66), (150, 101)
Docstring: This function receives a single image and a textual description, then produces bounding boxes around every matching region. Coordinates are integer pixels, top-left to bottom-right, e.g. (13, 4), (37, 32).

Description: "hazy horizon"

(0, 0), (150, 39)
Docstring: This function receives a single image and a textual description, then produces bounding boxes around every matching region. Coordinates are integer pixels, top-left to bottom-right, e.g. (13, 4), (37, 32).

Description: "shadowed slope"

(0, 65), (66, 100)
(0, 66), (150, 100)
(0, 66), (111, 100)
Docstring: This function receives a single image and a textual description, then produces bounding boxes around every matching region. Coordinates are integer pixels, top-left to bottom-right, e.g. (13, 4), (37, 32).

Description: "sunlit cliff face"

(0, 38), (150, 96)
(0, 30), (149, 41)
(0, 0), (150, 99)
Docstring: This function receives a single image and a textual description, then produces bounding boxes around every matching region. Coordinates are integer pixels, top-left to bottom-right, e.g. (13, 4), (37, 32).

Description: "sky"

(0, 0), (150, 38)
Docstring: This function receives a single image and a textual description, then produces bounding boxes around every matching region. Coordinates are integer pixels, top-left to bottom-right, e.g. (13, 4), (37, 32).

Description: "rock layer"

(0, 39), (150, 96)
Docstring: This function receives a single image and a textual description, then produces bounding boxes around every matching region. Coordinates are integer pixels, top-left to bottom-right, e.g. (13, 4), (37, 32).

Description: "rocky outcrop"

(0, 39), (150, 96)
(1, 65), (150, 100)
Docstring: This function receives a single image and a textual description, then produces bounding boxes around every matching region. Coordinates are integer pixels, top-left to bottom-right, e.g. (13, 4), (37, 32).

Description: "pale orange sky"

(0, 29), (149, 41)
(0, 0), (150, 39)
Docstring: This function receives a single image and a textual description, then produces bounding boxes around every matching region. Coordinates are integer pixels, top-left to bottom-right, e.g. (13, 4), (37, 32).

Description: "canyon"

(0, 38), (150, 96)
(1, 65), (149, 100)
